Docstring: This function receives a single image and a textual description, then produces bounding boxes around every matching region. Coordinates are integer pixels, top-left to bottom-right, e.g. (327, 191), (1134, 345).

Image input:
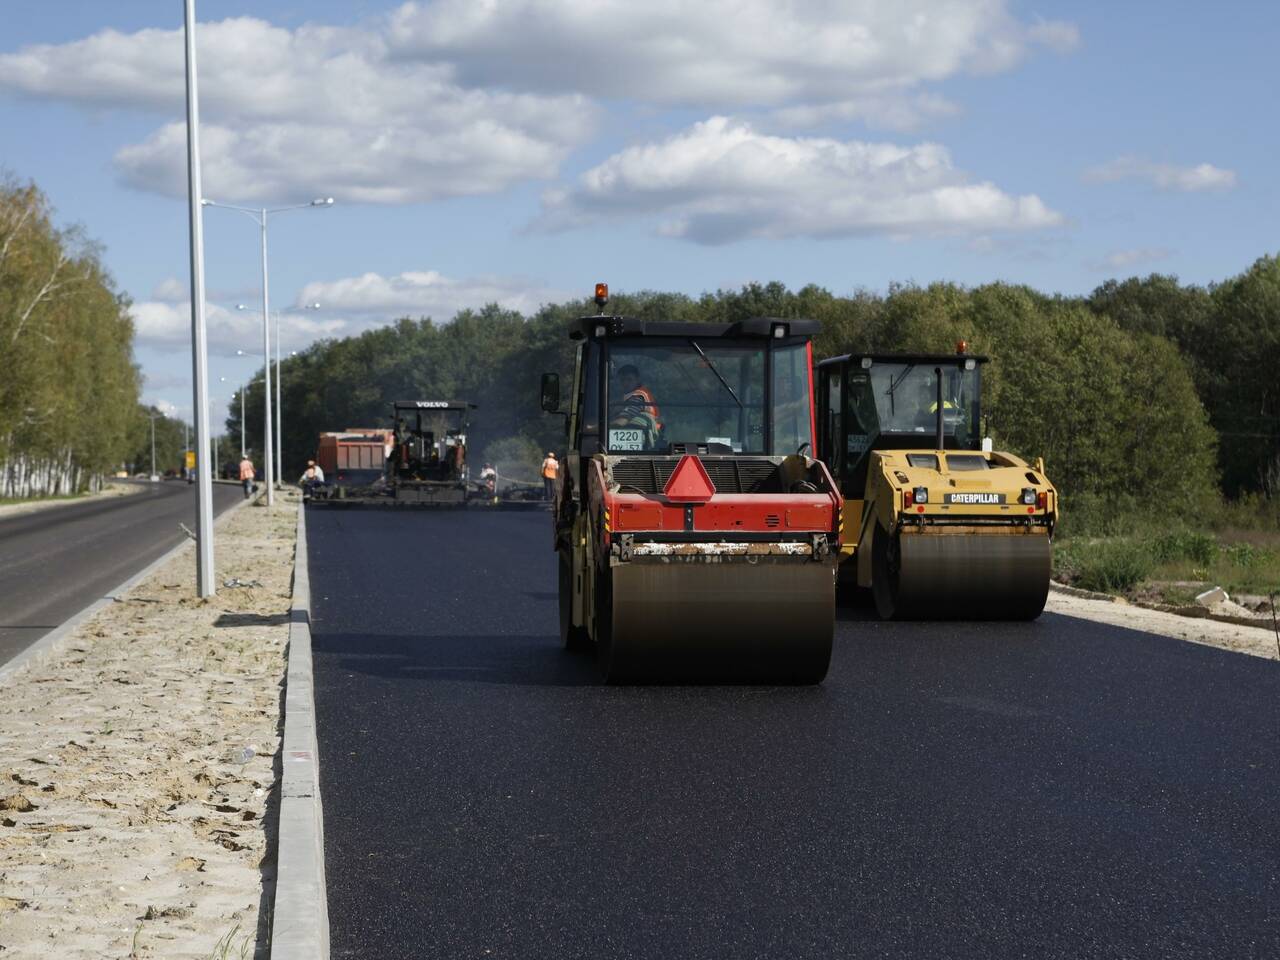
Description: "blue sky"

(1, 1), (1275, 422)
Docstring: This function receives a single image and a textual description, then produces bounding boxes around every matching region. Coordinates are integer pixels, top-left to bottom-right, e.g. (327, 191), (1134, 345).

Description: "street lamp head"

(306, 302), (321, 310)
(311, 197), (335, 206)
(236, 349), (246, 356)
(237, 304), (248, 311)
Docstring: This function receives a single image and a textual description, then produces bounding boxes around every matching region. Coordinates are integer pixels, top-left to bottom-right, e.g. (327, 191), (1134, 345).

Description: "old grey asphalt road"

(308, 507), (1280, 960)
(0, 480), (243, 666)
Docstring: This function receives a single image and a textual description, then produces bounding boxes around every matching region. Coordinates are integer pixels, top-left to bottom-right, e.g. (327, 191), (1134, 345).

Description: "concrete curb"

(0, 488), (260, 688)
(1049, 579), (1277, 632)
(1049, 580), (1121, 603)
(270, 504), (329, 960)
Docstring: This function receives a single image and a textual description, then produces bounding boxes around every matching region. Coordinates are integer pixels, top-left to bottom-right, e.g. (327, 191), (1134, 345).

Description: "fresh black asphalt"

(308, 507), (1280, 960)
(0, 480), (242, 666)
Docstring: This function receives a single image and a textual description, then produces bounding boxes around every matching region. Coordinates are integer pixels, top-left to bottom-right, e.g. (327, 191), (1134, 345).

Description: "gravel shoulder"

(0, 491), (298, 959)
(1046, 586), (1279, 660)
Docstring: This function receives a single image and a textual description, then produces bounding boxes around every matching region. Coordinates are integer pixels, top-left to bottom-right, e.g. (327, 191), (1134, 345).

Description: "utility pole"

(184, 0), (216, 596)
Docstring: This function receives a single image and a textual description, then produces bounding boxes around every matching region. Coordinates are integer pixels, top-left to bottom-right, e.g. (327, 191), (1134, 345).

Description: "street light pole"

(275, 310), (281, 486)
(184, 0), (216, 596)
(258, 209), (273, 505)
(276, 302), (320, 487)
(149, 410), (158, 481)
(202, 197), (334, 508)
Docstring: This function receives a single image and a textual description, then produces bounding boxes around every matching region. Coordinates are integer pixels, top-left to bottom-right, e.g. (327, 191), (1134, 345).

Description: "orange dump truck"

(315, 429), (394, 495)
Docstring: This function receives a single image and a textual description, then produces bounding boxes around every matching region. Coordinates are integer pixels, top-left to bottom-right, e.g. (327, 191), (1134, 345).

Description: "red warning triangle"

(663, 454), (716, 502)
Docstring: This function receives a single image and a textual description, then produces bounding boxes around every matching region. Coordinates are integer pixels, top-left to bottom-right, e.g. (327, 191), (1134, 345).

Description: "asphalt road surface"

(309, 507), (1280, 960)
(0, 480), (243, 666)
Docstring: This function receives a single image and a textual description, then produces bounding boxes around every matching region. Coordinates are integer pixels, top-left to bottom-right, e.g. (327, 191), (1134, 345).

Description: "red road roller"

(541, 284), (842, 683)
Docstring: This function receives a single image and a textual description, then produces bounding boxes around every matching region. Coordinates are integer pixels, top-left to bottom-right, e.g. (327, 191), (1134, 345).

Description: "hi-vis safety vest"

(623, 387), (662, 428)
(542, 457), (558, 479)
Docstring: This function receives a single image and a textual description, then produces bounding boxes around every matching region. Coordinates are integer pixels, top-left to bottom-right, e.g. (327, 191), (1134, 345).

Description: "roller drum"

(597, 558), (835, 684)
(874, 529), (1050, 621)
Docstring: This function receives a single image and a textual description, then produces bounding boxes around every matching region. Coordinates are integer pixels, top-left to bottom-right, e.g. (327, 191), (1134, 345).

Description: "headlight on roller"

(1021, 487), (1036, 505)
(913, 486), (929, 504)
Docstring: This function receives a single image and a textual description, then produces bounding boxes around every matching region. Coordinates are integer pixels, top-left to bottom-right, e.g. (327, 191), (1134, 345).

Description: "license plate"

(609, 429), (644, 450)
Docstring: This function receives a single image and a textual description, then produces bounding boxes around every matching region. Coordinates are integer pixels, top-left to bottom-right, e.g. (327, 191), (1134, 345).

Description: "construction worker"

(298, 459), (325, 498)
(238, 455), (256, 499)
(480, 461), (497, 494)
(611, 364), (662, 448)
(541, 452), (559, 500)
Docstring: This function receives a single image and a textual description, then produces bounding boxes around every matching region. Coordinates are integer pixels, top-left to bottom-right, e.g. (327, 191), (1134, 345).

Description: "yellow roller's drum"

(872, 526), (1051, 621)
(596, 559), (835, 684)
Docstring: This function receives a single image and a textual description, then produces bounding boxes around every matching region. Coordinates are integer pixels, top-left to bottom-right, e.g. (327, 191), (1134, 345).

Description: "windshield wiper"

(885, 363), (914, 417)
(689, 339), (743, 408)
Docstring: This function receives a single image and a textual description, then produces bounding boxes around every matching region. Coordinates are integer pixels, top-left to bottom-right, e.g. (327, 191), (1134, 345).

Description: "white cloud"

(142, 372), (189, 391)
(0, 17), (593, 204)
(1026, 18), (1081, 55)
(388, 1), (1077, 122)
(538, 117), (1062, 245)
(150, 277), (187, 301)
(297, 270), (568, 319)
(768, 93), (962, 133)
(129, 300), (345, 356)
(1090, 247), (1174, 271)
(131, 268), (564, 356)
(1084, 157), (1237, 192)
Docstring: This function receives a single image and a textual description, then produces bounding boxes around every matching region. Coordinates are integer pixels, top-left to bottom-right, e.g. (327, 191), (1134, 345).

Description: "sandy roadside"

(0, 491), (298, 959)
(0, 482), (147, 521)
(1046, 587), (1279, 660)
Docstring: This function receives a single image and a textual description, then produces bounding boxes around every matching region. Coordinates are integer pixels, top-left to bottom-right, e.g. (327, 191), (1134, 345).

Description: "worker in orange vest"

(541, 452), (559, 500)
(238, 456), (256, 499)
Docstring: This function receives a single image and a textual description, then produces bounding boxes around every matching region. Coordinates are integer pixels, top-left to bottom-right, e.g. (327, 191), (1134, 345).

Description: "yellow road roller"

(815, 345), (1057, 620)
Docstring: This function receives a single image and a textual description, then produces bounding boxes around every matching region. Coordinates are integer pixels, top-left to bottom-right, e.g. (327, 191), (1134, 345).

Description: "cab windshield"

(604, 339), (810, 455)
(845, 361), (979, 456)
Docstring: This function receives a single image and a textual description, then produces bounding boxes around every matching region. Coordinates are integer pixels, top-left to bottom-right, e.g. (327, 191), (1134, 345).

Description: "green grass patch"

(1055, 527), (1280, 598)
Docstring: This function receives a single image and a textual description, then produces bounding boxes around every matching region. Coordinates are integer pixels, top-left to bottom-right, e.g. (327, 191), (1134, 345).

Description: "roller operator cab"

(816, 347), (1058, 620)
(542, 284), (842, 684)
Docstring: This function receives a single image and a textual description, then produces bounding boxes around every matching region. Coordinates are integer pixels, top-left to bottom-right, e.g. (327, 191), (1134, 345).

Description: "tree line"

(0, 178), (143, 497)
(237, 256), (1279, 520)
(4, 174), (1273, 513)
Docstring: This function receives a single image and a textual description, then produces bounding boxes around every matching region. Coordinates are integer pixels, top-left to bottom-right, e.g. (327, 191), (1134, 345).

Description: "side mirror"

(540, 373), (560, 413)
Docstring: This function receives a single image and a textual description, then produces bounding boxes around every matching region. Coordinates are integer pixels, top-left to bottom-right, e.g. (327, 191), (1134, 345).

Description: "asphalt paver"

(0, 480), (243, 665)
(309, 507), (1280, 960)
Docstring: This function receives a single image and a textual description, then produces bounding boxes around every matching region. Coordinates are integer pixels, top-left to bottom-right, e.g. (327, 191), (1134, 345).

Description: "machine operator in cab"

(610, 364), (663, 448)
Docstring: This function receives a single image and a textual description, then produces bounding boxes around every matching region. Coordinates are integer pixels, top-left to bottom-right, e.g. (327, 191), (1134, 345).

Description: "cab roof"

(568, 316), (820, 340)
